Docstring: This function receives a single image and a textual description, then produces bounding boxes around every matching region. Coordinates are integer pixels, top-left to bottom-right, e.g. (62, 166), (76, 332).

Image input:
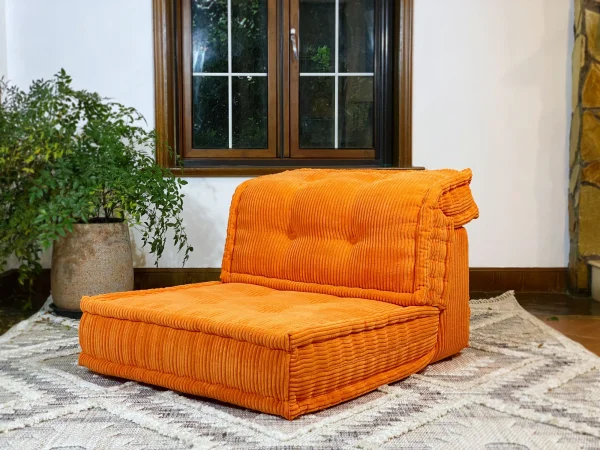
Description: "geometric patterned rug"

(1, 292), (599, 449)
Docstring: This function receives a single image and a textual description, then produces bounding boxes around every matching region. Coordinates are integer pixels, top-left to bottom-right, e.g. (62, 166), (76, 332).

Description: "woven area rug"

(0, 292), (599, 449)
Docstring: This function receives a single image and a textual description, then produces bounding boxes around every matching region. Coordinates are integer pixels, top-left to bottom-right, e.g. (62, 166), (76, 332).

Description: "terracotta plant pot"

(51, 222), (134, 311)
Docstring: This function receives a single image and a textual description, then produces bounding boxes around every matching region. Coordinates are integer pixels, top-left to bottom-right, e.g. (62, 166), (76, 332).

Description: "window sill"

(168, 166), (425, 177)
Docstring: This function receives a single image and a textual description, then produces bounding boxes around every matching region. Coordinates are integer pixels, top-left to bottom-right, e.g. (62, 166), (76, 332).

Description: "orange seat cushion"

(79, 282), (440, 419)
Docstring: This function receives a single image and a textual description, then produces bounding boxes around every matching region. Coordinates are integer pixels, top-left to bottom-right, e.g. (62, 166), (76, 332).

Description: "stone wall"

(570, 0), (600, 291)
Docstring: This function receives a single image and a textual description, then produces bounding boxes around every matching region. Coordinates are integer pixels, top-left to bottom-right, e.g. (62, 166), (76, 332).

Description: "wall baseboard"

(1, 267), (568, 308)
(137, 268), (568, 294)
(469, 267), (567, 294)
(133, 268), (221, 290)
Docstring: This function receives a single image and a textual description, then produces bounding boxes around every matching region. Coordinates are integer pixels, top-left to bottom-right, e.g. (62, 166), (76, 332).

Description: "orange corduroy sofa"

(79, 169), (479, 419)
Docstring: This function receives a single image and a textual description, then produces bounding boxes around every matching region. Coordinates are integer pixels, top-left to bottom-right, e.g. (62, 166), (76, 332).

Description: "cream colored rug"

(0, 292), (599, 449)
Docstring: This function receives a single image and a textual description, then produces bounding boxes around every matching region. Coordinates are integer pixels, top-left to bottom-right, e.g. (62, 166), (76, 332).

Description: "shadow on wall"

(562, 1), (575, 265)
(501, 1), (571, 266)
(130, 231), (147, 268)
(130, 178), (227, 268)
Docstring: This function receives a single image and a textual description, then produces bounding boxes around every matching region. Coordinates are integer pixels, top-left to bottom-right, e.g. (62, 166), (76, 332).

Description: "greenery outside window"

(154, 0), (413, 175)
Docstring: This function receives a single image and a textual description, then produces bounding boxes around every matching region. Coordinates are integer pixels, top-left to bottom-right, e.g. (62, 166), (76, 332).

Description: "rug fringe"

(470, 290), (516, 305)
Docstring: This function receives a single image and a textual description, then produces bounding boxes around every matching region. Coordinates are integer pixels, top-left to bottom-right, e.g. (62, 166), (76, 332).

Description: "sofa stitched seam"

(412, 184), (434, 302)
(287, 341), (294, 407)
(80, 281), (222, 304)
(222, 179), (252, 277)
(223, 273), (420, 298)
(419, 185), (455, 306)
(432, 228), (453, 360)
(289, 311), (440, 348)
(82, 311), (291, 351)
(81, 309), (440, 352)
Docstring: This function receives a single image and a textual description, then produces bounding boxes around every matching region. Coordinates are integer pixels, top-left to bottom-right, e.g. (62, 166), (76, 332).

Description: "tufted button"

(288, 230), (297, 240)
(348, 235), (358, 245)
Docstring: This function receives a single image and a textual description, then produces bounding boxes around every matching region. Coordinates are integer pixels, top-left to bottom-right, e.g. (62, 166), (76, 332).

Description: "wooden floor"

(2, 292), (599, 356)
(472, 292), (600, 356)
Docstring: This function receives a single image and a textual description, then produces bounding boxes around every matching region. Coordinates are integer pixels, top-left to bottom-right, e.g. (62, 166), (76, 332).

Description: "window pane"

(192, 0), (228, 73)
(299, 77), (335, 148)
(232, 77), (268, 148)
(192, 76), (228, 148)
(232, 0), (268, 73)
(339, 0), (374, 73)
(338, 76), (373, 148)
(299, 0), (335, 73)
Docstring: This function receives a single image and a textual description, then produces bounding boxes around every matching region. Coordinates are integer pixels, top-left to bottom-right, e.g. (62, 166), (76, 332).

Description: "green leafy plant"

(310, 46), (332, 72)
(0, 70), (193, 287)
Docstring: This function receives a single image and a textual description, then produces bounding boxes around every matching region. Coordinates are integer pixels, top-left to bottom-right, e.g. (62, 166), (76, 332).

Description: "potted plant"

(0, 70), (193, 311)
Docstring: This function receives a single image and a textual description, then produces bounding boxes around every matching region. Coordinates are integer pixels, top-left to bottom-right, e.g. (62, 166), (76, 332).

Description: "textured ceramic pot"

(51, 222), (134, 311)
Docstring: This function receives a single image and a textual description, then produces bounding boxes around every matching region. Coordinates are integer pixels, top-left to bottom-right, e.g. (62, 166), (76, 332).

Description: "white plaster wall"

(5, 0), (572, 268)
(0, 0), (17, 271)
(412, 0), (572, 268)
(0, 0), (7, 78)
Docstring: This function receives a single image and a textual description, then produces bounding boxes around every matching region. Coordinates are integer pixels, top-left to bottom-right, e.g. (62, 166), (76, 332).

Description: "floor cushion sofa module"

(79, 169), (479, 419)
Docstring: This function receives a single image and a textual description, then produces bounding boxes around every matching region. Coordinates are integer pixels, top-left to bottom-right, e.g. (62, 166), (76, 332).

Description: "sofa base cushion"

(79, 282), (440, 419)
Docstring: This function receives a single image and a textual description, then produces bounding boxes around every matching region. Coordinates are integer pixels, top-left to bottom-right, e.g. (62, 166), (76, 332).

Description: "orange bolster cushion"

(221, 168), (478, 308)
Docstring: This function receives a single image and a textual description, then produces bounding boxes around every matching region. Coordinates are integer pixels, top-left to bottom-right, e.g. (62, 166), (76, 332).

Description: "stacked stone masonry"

(570, 0), (600, 291)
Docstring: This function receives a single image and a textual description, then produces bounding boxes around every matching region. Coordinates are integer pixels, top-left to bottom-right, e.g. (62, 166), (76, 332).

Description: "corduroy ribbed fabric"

(221, 169), (478, 309)
(79, 168), (479, 419)
(431, 227), (470, 362)
(79, 283), (440, 419)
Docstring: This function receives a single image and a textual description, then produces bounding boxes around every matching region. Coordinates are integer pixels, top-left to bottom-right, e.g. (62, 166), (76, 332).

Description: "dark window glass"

(192, 76), (228, 148)
(339, 0), (374, 73)
(191, 0), (228, 73)
(232, 76), (268, 148)
(299, 0), (335, 73)
(338, 76), (374, 148)
(299, 76), (335, 148)
(232, 0), (268, 73)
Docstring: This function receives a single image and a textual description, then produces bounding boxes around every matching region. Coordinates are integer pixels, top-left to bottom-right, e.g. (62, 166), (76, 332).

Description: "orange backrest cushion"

(221, 169), (478, 308)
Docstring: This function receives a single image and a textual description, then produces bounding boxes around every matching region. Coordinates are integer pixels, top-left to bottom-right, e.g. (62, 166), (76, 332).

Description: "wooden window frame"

(153, 0), (414, 176)
(289, 0), (376, 160)
(180, 0), (278, 159)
